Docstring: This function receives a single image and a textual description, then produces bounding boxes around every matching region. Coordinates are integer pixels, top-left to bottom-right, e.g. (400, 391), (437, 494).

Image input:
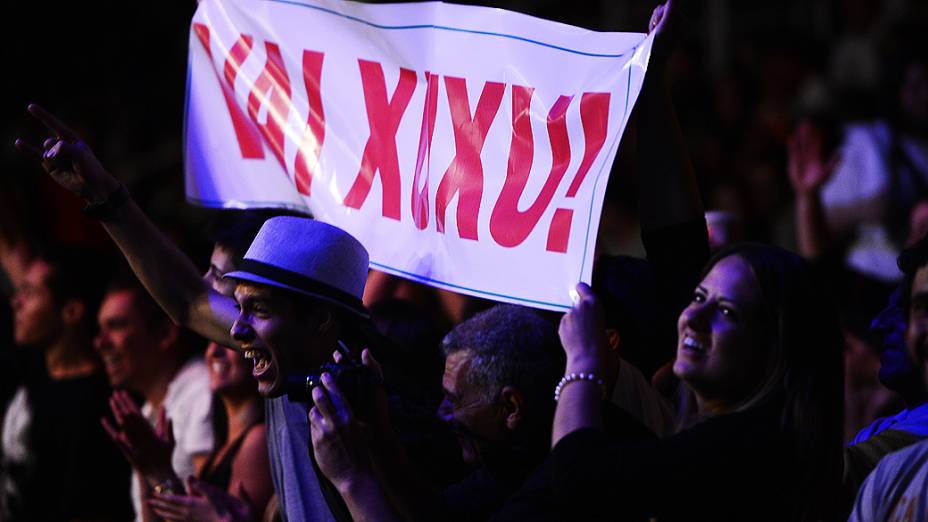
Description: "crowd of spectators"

(2, 0), (928, 520)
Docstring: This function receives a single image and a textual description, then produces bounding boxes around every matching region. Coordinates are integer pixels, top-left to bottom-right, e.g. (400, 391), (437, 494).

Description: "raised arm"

(635, 0), (703, 233)
(787, 119), (841, 259)
(15, 104), (236, 346)
(552, 283), (609, 447)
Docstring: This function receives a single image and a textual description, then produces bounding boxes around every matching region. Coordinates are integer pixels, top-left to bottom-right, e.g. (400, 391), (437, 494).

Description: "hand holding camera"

(307, 348), (387, 492)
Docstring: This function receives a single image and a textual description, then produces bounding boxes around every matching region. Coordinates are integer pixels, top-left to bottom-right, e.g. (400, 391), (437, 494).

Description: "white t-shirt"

(131, 357), (214, 520)
(821, 121), (928, 282)
(0, 387), (31, 518)
(850, 439), (928, 522)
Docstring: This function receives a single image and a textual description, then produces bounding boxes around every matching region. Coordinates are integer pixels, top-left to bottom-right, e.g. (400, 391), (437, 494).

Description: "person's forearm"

(99, 198), (236, 346)
(337, 471), (401, 522)
(552, 377), (604, 448)
(795, 192), (832, 259)
(636, 71), (703, 233)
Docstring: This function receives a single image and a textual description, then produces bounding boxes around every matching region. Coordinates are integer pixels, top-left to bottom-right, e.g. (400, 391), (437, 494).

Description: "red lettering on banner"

(434, 77), (505, 240)
(546, 92), (611, 252)
(246, 42), (292, 170)
(193, 24), (264, 159)
(293, 50), (326, 196)
(411, 72), (440, 230)
(343, 60), (417, 220)
(546, 208), (573, 252)
(490, 91), (573, 249)
(566, 93), (610, 197)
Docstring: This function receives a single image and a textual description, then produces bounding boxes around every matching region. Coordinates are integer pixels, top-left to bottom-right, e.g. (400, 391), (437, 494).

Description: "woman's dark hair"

(703, 243), (844, 520)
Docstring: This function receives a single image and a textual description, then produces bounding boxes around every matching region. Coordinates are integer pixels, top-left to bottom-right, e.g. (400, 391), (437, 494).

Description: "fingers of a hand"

(111, 391), (127, 413)
(109, 395), (124, 425)
(650, 3), (666, 31)
(574, 282), (595, 303)
(153, 492), (193, 507)
(191, 476), (228, 505)
(332, 350), (343, 363)
(118, 390), (141, 415)
(312, 386), (335, 422)
(147, 497), (187, 520)
(101, 417), (122, 442)
(361, 348), (384, 381)
(309, 405), (324, 428)
(13, 139), (43, 159)
(321, 372), (353, 418)
(27, 104), (77, 141)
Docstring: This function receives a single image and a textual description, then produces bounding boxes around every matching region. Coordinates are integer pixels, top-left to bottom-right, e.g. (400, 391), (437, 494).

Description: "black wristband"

(82, 184), (129, 221)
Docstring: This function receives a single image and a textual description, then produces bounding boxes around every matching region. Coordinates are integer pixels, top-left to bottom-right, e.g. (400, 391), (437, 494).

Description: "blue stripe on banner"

(578, 66), (632, 280)
(189, 192), (572, 309)
(264, 0), (627, 58)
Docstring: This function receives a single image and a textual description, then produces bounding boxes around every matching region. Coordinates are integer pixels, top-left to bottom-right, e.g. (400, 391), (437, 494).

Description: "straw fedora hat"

(224, 216), (369, 316)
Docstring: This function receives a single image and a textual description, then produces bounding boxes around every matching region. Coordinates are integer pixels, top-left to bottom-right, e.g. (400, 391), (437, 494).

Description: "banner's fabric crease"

(185, 0), (652, 311)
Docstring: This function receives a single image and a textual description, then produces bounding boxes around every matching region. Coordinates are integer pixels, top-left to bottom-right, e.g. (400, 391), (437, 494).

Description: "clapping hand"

(101, 390), (176, 481)
(148, 476), (255, 522)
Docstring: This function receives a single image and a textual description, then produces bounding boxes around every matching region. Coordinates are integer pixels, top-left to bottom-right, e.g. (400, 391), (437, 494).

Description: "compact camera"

(285, 360), (373, 414)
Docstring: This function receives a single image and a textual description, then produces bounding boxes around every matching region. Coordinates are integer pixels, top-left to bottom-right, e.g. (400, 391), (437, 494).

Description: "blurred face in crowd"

(11, 260), (61, 348)
(438, 350), (505, 464)
(94, 289), (168, 390)
(905, 265), (928, 385)
(674, 255), (771, 410)
(206, 341), (257, 397)
(231, 282), (330, 397)
(871, 287), (922, 399)
(204, 244), (238, 297)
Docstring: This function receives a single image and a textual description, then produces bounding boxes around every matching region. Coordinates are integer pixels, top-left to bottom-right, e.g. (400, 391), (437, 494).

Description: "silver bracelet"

(554, 372), (606, 402)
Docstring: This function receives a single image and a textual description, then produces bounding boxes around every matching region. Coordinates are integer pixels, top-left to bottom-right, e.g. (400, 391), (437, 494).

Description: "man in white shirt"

(96, 279), (213, 521)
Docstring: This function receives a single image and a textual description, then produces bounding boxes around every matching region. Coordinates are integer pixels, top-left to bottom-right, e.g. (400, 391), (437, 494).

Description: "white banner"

(185, 0), (652, 311)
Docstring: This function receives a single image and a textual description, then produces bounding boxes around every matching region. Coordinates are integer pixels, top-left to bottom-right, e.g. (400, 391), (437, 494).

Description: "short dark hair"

(105, 271), (173, 333)
(897, 234), (928, 314)
(207, 208), (310, 265)
(35, 246), (111, 332)
(441, 304), (564, 409)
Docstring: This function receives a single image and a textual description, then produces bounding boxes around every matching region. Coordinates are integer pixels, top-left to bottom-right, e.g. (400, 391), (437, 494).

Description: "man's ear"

(499, 385), (525, 431)
(157, 323), (181, 353)
(60, 299), (86, 328)
(605, 328), (621, 352)
(316, 307), (337, 336)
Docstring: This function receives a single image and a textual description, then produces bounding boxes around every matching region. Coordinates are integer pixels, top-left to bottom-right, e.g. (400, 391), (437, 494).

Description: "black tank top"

(199, 421), (263, 492)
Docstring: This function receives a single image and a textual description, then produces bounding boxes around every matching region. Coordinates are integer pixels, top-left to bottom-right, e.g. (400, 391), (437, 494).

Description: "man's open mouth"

(243, 348), (273, 377)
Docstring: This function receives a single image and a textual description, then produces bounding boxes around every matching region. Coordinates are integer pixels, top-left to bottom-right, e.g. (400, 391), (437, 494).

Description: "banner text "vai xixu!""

(194, 23), (611, 254)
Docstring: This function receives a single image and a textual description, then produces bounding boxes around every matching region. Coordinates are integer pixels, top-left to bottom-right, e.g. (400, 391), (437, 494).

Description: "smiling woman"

(551, 243), (845, 521)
